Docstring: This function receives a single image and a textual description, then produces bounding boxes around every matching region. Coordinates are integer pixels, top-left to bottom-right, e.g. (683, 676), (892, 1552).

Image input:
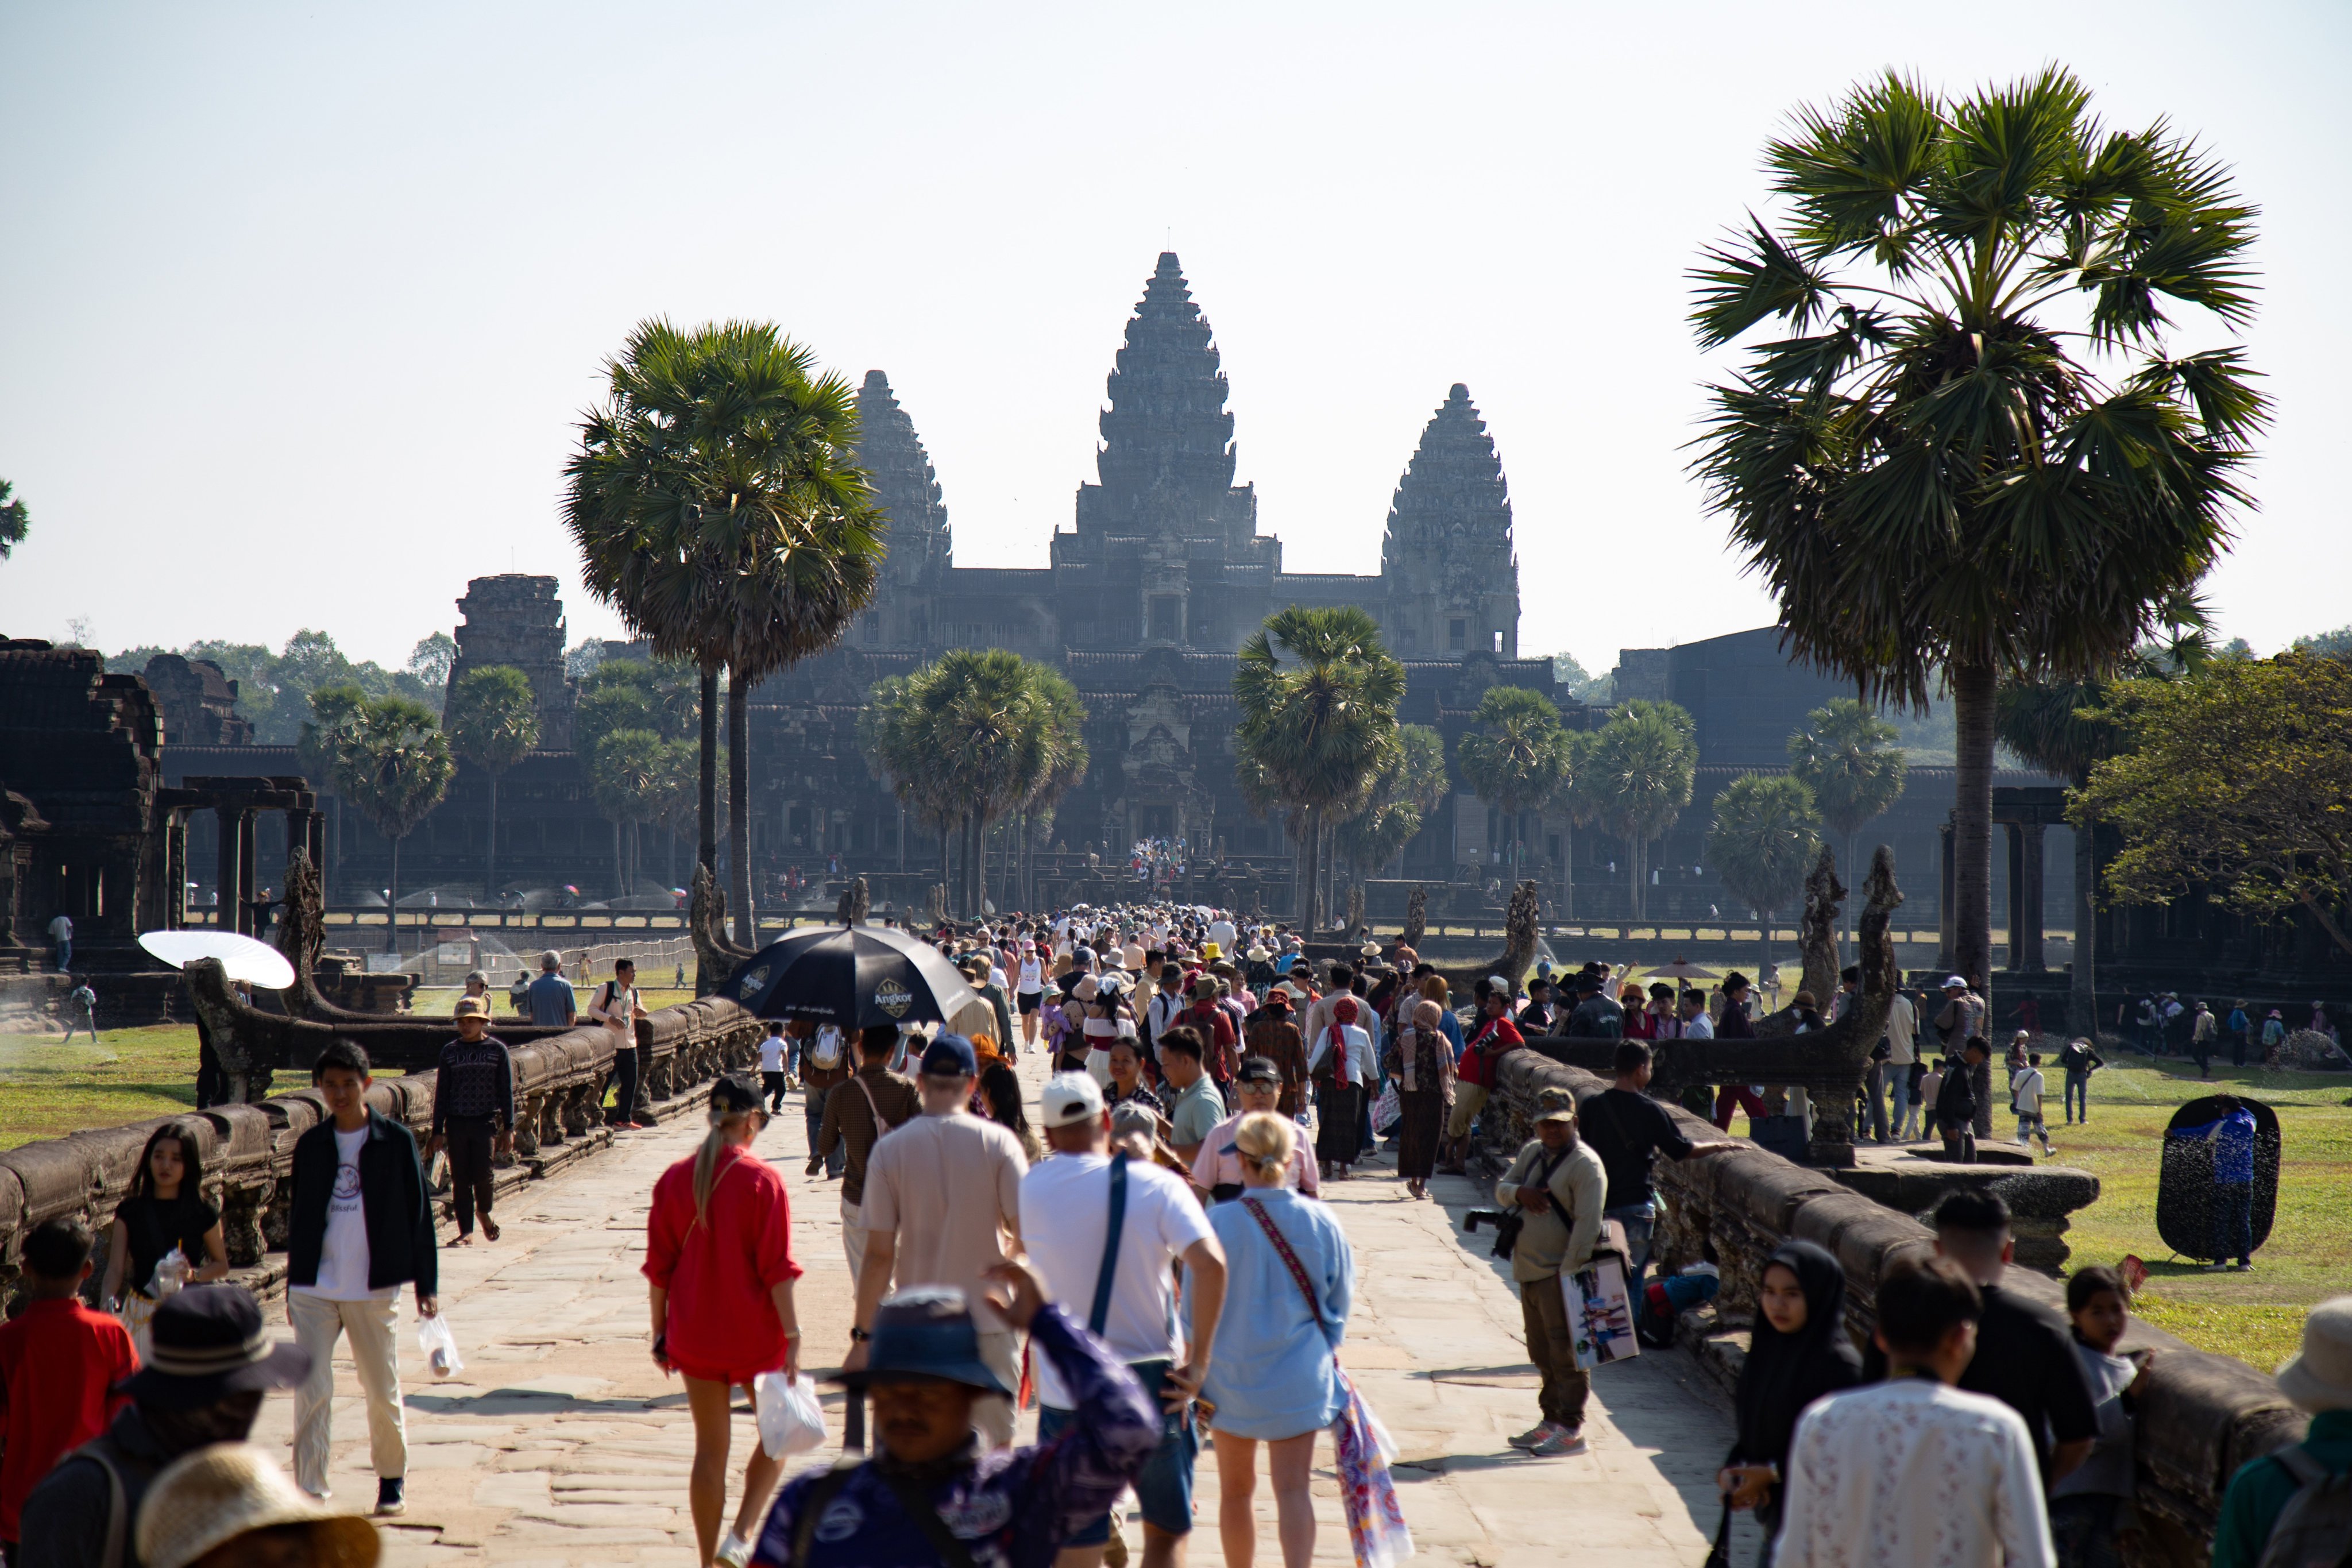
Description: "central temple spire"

(1094, 252), (1238, 519)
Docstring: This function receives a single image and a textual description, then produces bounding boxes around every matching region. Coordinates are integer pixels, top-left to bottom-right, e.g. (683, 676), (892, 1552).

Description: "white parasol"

(138, 930), (298, 990)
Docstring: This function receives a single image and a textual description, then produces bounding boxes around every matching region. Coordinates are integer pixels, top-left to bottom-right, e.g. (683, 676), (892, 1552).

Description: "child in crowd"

(0, 1218), (141, 1559)
(2052, 1265), (2148, 1567)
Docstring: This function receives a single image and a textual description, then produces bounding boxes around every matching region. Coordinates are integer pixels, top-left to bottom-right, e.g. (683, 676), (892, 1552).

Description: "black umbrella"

(723, 924), (976, 1031)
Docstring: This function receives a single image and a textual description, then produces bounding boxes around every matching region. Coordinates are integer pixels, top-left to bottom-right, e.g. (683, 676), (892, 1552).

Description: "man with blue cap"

(752, 1266), (1157, 1568)
(850, 1033), (1030, 1447)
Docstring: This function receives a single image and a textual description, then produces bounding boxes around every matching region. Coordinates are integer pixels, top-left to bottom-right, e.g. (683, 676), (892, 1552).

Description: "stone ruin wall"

(1481, 1051), (2303, 1568)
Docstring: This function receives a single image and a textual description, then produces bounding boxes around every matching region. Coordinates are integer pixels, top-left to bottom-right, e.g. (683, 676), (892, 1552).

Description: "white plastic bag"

(417, 1312), (464, 1378)
(754, 1371), (826, 1458)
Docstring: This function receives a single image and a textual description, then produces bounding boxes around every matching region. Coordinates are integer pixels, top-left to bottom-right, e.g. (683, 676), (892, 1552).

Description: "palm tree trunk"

(1952, 658), (1999, 1009)
(1629, 835), (1645, 923)
(698, 667), (720, 878)
(1298, 806), (1321, 930)
(385, 835), (401, 954)
(613, 821), (624, 896)
(1843, 829), (1858, 947)
(485, 769), (500, 905)
(727, 675), (754, 947)
(1562, 818), (1575, 922)
(2071, 797), (2097, 1037)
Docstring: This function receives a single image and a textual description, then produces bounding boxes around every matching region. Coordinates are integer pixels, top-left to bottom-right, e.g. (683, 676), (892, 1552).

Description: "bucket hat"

(2277, 1297), (2352, 1413)
(1535, 1087), (1579, 1125)
(831, 1287), (1012, 1395)
(137, 1443), (379, 1568)
(118, 1285), (311, 1410)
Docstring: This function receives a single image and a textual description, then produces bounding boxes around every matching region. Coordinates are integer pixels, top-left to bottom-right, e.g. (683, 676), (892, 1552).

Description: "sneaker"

(376, 1477), (406, 1516)
(2235, 1261), (2256, 1272)
(1507, 1422), (1554, 1450)
(1527, 1426), (1588, 1457)
(716, 1531), (754, 1567)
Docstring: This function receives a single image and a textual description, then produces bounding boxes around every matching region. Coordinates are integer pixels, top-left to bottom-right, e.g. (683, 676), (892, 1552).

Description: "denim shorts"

(1039, 1358), (1195, 1542)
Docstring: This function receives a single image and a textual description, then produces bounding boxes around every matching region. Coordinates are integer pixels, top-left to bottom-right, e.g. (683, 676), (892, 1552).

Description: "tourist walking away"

(286, 1041), (438, 1513)
(2226, 999), (2251, 1068)
(2262, 1009), (2288, 1068)
(591, 957), (651, 1127)
(17, 1285), (310, 1568)
(1581, 1042), (1733, 1299)
(1024, 1073), (1229, 1568)
(2012, 1051), (2056, 1154)
(748, 1263), (1158, 1568)
(1717, 1241), (1863, 1555)
(1307, 996), (1373, 1181)
(63, 978), (99, 1044)
(1880, 982), (1919, 1143)
(1385, 999), (1455, 1198)
(132, 1442), (381, 1568)
(643, 1073), (803, 1568)
(1241, 985), (1310, 1118)
(527, 950), (576, 1026)
(1874, 1190), (2098, 1486)
(1191, 1057), (1318, 1202)
(2049, 1266), (2147, 1568)
(799, 1022), (850, 1179)
(1198, 1113), (1357, 1568)
(1934, 975), (1987, 1056)
(0, 1218), (139, 1561)
(1938, 1039), (1986, 1163)
(1157, 1028), (1228, 1167)
(817, 1026), (921, 1285)
(2058, 1036), (2103, 1125)
(102, 1123), (231, 1351)
(2191, 1001), (2219, 1079)
(427, 997), (515, 1246)
(2169, 1094), (2260, 1271)
(758, 1021), (790, 1111)
(47, 911), (70, 972)
(2210, 1296), (2352, 1568)
(1497, 1086), (1608, 1458)
(1776, 1257), (2054, 1568)
(850, 1034), (1029, 1449)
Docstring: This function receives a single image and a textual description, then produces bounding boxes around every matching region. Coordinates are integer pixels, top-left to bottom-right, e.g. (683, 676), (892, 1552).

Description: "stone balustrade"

(0, 998), (766, 1301)
(1482, 1049), (2305, 1568)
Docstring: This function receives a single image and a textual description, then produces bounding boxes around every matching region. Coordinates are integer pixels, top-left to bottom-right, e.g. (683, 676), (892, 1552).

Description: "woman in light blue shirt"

(1197, 1113), (1354, 1568)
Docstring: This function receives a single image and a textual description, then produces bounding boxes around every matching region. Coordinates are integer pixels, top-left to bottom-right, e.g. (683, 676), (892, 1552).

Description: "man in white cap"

(2208, 1297), (2352, 1567)
(1021, 1073), (1227, 1568)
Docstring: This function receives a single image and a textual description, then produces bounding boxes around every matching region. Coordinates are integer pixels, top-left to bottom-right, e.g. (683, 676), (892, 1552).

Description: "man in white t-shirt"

(1206, 914), (1237, 954)
(588, 959), (650, 1128)
(1024, 1073), (1227, 1568)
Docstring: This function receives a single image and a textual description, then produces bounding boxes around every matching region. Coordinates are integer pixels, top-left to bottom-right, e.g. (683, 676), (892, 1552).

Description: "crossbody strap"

(1241, 1196), (1326, 1331)
(1088, 1153), (1131, 1336)
(790, 1461), (861, 1567)
(853, 1074), (895, 1138)
(873, 1465), (984, 1568)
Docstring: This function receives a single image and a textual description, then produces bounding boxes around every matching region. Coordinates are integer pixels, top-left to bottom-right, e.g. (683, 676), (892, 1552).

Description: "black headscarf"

(1731, 1241), (1864, 1473)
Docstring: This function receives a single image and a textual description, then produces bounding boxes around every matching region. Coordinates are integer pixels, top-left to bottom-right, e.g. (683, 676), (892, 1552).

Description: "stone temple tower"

(1380, 384), (1520, 660)
(852, 370), (950, 648)
(1056, 252), (1275, 651)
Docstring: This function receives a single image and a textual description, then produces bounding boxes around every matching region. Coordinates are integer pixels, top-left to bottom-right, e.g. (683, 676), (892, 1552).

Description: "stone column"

(214, 806), (242, 932)
(2018, 822), (2046, 974)
(166, 811), (188, 930)
(1937, 820), (1956, 973)
(235, 808), (258, 936)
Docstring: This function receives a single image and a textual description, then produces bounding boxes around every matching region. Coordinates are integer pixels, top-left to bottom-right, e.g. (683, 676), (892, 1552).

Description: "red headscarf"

(1327, 996), (1360, 1085)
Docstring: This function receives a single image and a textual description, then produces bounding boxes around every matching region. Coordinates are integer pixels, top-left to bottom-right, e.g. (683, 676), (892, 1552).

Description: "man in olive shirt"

(1157, 1028), (1227, 1165)
(1496, 1087), (1609, 1458)
(816, 1026), (921, 1285)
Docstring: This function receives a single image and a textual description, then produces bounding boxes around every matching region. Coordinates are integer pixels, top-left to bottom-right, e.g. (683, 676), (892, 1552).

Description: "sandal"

(482, 1217), (501, 1242)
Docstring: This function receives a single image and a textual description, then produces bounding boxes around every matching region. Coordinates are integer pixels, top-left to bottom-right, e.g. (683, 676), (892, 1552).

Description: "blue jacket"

(2172, 1107), (2258, 1185)
(751, 1306), (1156, 1568)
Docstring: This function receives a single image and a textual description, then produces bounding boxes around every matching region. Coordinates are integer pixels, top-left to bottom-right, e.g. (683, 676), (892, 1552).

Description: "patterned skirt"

(1316, 1081), (1364, 1165)
(1394, 1089), (1445, 1180)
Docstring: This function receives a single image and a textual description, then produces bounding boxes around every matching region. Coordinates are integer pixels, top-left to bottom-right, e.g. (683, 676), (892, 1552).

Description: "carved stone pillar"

(166, 810), (188, 930)
(2016, 822), (2046, 974)
(512, 1092), (543, 1158)
(215, 806), (242, 932)
(561, 1084), (593, 1138)
(221, 1183), (267, 1266)
(260, 1177), (294, 1252)
(235, 808), (258, 936)
(537, 1090), (564, 1148)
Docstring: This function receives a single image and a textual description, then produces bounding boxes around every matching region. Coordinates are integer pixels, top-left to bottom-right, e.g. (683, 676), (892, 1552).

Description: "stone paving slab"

(242, 1052), (1764, 1565)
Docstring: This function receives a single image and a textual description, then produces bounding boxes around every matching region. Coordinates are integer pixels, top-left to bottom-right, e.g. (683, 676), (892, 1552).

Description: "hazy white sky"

(3, 1), (2346, 674)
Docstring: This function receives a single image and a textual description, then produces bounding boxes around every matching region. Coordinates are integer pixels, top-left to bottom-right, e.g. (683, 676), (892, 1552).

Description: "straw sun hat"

(137, 1443), (380, 1568)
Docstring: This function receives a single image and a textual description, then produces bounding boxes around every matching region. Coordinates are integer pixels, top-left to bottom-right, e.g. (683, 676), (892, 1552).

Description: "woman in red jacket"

(644, 1074), (804, 1568)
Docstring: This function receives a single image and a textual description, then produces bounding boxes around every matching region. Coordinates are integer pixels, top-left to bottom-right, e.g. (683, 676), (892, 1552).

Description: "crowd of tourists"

(10, 898), (2352, 1568)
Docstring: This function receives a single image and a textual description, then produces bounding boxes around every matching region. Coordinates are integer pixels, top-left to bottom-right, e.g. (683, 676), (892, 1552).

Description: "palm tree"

(1333, 724), (1447, 879)
(590, 728), (666, 896)
(1690, 67), (2265, 998)
(329, 696), (455, 951)
(564, 319), (884, 945)
(1548, 728), (1600, 922)
(1457, 688), (1572, 884)
(1233, 606), (1407, 931)
(1011, 669), (1090, 912)
(1787, 697), (1907, 940)
(0, 477), (28, 559)
(860, 673), (956, 914)
(444, 665), (542, 903)
(1996, 594), (2213, 1032)
(1707, 773), (1824, 976)
(1589, 701), (1698, 921)
(298, 683), (368, 900)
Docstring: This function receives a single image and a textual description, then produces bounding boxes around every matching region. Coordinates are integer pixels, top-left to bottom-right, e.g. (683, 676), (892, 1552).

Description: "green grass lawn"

(2038, 1054), (2352, 1369)
(0, 1025), (204, 1152)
